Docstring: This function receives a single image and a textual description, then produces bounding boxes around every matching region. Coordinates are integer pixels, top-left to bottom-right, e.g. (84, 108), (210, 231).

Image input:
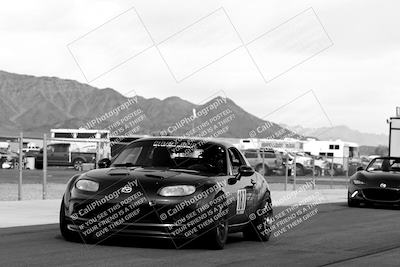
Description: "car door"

(226, 147), (258, 224)
(51, 144), (69, 165)
(243, 150), (258, 168)
(46, 144), (56, 165)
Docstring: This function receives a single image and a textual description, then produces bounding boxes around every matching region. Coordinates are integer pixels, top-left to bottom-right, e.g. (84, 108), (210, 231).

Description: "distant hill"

(0, 70), (295, 139)
(359, 145), (388, 156)
(281, 124), (388, 146)
(0, 70), (387, 145)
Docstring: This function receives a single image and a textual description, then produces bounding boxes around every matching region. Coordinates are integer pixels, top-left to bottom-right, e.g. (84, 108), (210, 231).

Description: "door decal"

(236, 189), (247, 214)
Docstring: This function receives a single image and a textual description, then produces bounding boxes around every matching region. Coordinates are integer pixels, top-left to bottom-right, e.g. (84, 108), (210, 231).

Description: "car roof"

(243, 148), (276, 152)
(48, 143), (70, 145)
(371, 156), (400, 160)
(132, 136), (235, 149)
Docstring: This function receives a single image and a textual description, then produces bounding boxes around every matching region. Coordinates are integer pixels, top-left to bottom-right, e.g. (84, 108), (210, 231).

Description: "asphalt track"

(1, 203), (399, 266)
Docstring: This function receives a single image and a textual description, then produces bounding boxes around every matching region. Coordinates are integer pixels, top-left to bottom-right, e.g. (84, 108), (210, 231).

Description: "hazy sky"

(0, 0), (399, 135)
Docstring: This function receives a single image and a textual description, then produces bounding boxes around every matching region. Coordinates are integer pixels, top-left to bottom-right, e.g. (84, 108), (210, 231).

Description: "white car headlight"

(75, 179), (99, 192)
(353, 179), (365, 185)
(158, 185), (195, 197)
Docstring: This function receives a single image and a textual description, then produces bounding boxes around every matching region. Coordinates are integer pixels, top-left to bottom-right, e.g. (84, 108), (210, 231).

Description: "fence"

(1, 133), (109, 200)
(2, 133), (366, 199)
(249, 149), (364, 191)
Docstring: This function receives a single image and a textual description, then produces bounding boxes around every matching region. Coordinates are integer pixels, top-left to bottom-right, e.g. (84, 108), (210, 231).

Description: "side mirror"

(238, 165), (255, 177)
(39, 148), (43, 154)
(356, 166), (364, 172)
(228, 177), (237, 185)
(98, 158), (111, 169)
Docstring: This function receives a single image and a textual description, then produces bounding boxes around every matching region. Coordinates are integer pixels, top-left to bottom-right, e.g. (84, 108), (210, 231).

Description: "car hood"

(82, 167), (214, 195)
(357, 171), (400, 187)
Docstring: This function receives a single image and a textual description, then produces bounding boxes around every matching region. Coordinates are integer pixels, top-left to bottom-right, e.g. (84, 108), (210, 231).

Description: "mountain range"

(0, 70), (387, 146)
(0, 70), (293, 140)
(281, 124), (388, 146)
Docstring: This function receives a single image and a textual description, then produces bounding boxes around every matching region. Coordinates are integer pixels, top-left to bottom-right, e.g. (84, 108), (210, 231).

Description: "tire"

(73, 158), (84, 171)
(347, 195), (360, 208)
(243, 198), (273, 242)
(314, 167), (322, 177)
(296, 164), (305, 176)
(203, 194), (229, 250)
(59, 199), (81, 242)
(256, 164), (270, 176)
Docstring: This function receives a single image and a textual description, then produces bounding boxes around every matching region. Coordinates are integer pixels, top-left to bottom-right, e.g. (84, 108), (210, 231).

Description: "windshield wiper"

(113, 163), (138, 167)
(168, 168), (200, 174)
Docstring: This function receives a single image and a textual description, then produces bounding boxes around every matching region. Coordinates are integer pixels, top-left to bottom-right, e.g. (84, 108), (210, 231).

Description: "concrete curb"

(0, 199), (60, 228)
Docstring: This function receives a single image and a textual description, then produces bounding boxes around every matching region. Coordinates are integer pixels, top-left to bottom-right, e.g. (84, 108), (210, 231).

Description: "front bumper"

(64, 188), (224, 241)
(348, 186), (400, 205)
(64, 215), (190, 239)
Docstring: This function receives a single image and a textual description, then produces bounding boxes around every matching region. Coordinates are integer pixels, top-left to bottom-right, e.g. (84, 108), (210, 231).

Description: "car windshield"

(366, 158), (400, 172)
(112, 139), (227, 176)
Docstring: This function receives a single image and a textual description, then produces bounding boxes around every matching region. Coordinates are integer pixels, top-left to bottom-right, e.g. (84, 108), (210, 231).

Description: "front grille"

(135, 206), (164, 224)
(71, 201), (180, 224)
(362, 188), (400, 202)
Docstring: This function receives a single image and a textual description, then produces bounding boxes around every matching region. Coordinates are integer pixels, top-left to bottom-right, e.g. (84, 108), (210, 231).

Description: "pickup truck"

(34, 143), (96, 170)
(281, 152), (330, 176)
(242, 148), (283, 176)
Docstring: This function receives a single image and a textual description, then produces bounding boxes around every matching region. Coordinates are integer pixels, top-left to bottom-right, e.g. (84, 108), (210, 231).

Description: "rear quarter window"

(244, 152), (258, 158)
(262, 152), (276, 158)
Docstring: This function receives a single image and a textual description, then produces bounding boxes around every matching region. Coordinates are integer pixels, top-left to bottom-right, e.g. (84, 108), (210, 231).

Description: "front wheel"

(347, 195), (360, 207)
(243, 199), (273, 241)
(60, 199), (81, 242)
(205, 217), (228, 250)
(203, 195), (229, 250)
(296, 164), (305, 176)
(73, 159), (84, 171)
(314, 167), (322, 176)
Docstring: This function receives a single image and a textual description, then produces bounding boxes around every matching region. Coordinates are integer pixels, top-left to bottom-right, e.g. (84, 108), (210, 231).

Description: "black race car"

(348, 157), (400, 207)
(60, 137), (273, 249)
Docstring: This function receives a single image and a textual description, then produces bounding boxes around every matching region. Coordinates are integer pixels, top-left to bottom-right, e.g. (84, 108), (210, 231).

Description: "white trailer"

(234, 138), (303, 151)
(389, 117), (400, 157)
(50, 129), (111, 159)
(303, 139), (359, 167)
(0, 142), (10, 151)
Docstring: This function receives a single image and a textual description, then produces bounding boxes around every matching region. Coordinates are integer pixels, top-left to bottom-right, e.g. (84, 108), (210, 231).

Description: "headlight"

(352, 179), (365, 185)
(158, 185), (195, 197)
(75, 179), (99, 192)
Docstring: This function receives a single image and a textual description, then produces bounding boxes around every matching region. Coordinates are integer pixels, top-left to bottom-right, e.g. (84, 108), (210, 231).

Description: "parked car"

(0, 150), (20, 169)
(313, 156), (330, 176)
(325, 161), (345, 176)
(281, 152), (329, 176)
(360, 156), (370, 169)
(242, 148), (283, 176)
(35, 143), (96, 170)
